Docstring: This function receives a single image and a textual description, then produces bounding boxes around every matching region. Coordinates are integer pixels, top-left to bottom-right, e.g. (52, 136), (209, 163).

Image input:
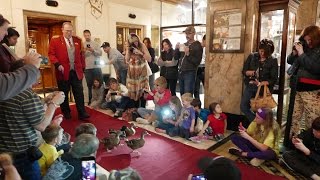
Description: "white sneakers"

(136, 117), (150, 125)
(250, 158), (265, 166)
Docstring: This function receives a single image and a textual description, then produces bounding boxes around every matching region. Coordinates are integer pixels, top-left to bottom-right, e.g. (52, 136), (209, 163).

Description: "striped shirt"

(0, 88), (44, 153)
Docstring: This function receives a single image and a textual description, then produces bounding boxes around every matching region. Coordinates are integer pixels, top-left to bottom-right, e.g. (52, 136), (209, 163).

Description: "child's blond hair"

(154, 76), (167, 89)
(181, 93), (193, 102)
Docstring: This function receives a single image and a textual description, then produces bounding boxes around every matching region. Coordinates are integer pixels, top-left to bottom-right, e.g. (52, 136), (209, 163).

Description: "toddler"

(38, 124), (64, 176)
(155, 96), (182, 133)
(166, 93), (195, 139)
(191, 98), (210, 133)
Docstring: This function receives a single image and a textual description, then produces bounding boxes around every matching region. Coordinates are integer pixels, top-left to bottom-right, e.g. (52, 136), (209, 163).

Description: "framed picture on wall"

(209, 0), (246, 53)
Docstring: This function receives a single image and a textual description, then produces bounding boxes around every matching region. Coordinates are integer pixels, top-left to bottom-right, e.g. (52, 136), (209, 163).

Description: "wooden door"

(116, 23), (144, 53)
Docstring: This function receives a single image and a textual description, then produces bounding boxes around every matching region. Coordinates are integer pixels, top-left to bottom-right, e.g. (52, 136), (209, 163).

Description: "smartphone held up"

(81, 156), (96, 180)
(192, 173), (206, 180)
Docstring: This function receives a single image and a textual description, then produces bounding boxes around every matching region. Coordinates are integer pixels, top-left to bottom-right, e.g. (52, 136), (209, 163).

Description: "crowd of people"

(0, 11), (320, 180)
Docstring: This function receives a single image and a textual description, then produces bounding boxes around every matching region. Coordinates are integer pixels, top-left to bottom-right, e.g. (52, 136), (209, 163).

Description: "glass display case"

(258, 0), (300, 147)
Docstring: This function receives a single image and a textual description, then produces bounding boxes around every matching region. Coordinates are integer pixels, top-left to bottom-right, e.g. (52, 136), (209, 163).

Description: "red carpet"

(58, 106), (285, 180)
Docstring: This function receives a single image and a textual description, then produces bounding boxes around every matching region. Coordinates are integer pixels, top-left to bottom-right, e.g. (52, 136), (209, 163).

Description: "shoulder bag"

(250, 84), (277, 111)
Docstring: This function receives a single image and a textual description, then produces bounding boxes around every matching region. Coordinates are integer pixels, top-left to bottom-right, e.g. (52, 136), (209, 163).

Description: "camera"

(40, 56), (48, 65)
(110, 92), (117, 96)
(129, 46), (135, 53)
(293, 38), (307, 52)
(87, 44), (91, 48)
(249, 71), (257, 81)
(292, 42), (301, 51)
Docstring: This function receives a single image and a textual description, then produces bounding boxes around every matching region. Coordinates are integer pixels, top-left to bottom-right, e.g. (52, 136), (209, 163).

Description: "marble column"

(205, 0), (258, 115)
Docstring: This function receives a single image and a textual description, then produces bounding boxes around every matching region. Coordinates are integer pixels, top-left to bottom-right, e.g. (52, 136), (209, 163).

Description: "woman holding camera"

(240, 39), (278, 122)
(288, 25), (320, 136)
(125, 33), (151, 104)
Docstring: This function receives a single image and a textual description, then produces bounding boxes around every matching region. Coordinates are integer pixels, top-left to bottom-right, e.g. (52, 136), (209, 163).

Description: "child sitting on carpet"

(155, 96), (182, 133)
(229, 108), (280, 167)
(38, 124), (64, 176)
(191, 98), (210, 134)
(43, 134), (99, 180)
(75, 123), (97, 137)
(90, 78), (105, 109)
(100, 78), (133, 117)
(136, 76), (171, 125)
(166, 93), (195, 139)
(197, 102), (227, 141)
(281, 117), (320, 179)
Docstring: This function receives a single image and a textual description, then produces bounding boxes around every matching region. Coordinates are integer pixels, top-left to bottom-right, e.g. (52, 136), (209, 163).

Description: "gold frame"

(209, 0), (246, 53)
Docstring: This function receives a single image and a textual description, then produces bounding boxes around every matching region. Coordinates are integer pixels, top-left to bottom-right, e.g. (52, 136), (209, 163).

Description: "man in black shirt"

(176, 26), (203, 96)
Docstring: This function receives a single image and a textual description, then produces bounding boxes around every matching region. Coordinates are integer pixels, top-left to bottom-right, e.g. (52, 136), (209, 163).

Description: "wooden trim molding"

(23, 10), (76, 53)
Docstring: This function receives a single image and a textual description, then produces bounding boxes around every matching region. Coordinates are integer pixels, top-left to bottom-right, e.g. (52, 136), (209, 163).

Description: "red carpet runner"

(58, 106), (285, 180)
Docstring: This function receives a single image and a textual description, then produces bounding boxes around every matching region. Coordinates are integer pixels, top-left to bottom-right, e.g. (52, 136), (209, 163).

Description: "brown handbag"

(250, 84), (277, 112)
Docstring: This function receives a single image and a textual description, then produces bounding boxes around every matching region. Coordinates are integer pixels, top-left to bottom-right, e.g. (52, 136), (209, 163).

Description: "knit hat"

(256, 108), (267, 120)
(198, 156), (241, 180)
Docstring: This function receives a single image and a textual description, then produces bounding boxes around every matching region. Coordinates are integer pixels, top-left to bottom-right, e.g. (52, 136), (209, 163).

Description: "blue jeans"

(149, 73), (155, 90)
(179, 70), (197, 96)
(231, 135), (276, 160)
(85, 68), (103, 102)
(100, 96), (133, 112)
(194, 67), (205, 99)
(240, 84), (258, 122)
(166, 78), (177, 96)
(137, 106), (161, 118)
(119, 69), (128, 85)
(167, 126), (192, 139)
(13, 153), (41, 180)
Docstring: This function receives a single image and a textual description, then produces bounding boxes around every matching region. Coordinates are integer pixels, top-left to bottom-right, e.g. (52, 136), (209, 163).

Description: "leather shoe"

(79, 112), (90, 120)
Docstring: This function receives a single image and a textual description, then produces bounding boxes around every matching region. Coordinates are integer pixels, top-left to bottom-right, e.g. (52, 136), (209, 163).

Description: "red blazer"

(48, 36), (85, 81)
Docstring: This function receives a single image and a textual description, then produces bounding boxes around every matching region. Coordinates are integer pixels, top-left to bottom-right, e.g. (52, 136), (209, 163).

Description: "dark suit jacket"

(0, 45), (15, 73)
(48, 36), (85, 81)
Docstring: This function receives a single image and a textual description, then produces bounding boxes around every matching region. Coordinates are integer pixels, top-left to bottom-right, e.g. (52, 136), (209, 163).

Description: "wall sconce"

(46, 0), (58, 7)
(128, 13), (136, 19)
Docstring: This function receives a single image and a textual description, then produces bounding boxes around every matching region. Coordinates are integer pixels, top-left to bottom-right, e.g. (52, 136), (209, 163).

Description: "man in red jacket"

(48, 22), (89, 120)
